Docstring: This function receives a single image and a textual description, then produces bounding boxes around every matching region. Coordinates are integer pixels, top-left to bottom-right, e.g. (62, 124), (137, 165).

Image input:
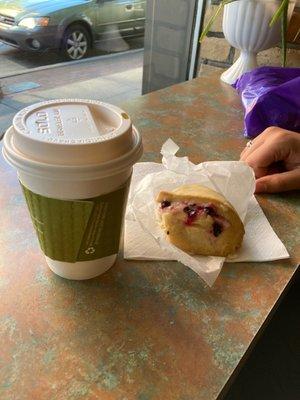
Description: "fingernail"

(255, 181), (266, 193)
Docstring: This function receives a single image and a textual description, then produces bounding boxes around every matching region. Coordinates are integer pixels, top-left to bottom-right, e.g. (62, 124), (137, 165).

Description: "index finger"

(240, 126), (286, 160)
(243, 141), (282, 178)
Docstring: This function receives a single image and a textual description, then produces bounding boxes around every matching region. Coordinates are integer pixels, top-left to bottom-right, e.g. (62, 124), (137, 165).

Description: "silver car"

(0, 0), (146, 60)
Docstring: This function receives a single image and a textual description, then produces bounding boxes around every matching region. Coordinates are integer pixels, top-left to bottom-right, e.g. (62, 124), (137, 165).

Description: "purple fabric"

(233, 66), (300, 138)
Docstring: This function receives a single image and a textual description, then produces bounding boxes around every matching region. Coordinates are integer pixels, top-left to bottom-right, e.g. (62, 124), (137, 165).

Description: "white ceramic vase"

(221, 0), (296, 84)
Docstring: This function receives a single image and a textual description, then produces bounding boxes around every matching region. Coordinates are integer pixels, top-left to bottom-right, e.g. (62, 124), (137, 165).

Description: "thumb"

(255, 169), (300, 193)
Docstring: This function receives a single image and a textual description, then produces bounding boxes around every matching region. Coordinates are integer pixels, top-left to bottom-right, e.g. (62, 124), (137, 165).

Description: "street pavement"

(0, 36), (144, 77)
(0, 48), (144, 136)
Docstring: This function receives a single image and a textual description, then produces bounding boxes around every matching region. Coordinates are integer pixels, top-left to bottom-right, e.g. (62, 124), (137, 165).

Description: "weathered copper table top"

(0, 69), (299, 400)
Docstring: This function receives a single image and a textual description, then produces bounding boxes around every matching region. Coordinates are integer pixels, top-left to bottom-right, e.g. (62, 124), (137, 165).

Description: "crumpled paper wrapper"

(124, 139), (289, 286)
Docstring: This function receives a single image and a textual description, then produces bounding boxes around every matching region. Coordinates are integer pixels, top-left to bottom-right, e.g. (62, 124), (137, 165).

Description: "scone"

(156, 184), (244, 257)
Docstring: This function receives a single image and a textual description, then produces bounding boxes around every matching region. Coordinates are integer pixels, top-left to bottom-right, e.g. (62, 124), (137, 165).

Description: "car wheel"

(62, 25), (91, 61)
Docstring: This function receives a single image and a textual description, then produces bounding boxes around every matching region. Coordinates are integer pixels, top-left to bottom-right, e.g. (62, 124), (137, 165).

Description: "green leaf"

(199, 2), (223, 42)
(269, 0), (289, 26)
(199, 0), (238, 43)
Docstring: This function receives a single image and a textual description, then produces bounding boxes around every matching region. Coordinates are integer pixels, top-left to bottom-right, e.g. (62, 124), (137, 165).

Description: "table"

(0, 69), (299, 400)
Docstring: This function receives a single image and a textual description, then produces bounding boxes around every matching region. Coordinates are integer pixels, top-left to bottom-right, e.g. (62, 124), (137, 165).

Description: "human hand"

(240, 127), (300, 193)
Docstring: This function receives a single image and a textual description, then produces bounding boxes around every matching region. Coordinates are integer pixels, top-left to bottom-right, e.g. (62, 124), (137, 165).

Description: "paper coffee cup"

(2, 99), (143, 280)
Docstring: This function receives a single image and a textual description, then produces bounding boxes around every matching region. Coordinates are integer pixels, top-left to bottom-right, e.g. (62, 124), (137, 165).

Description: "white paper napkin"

(124, 140), (289, 286)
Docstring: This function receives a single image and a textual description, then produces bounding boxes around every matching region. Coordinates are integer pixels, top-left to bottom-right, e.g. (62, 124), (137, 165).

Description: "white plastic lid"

(3, 99), (143, 179)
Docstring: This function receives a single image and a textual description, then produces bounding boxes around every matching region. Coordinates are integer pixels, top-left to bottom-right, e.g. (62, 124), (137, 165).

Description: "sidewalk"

(0, 49), (143, 136)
